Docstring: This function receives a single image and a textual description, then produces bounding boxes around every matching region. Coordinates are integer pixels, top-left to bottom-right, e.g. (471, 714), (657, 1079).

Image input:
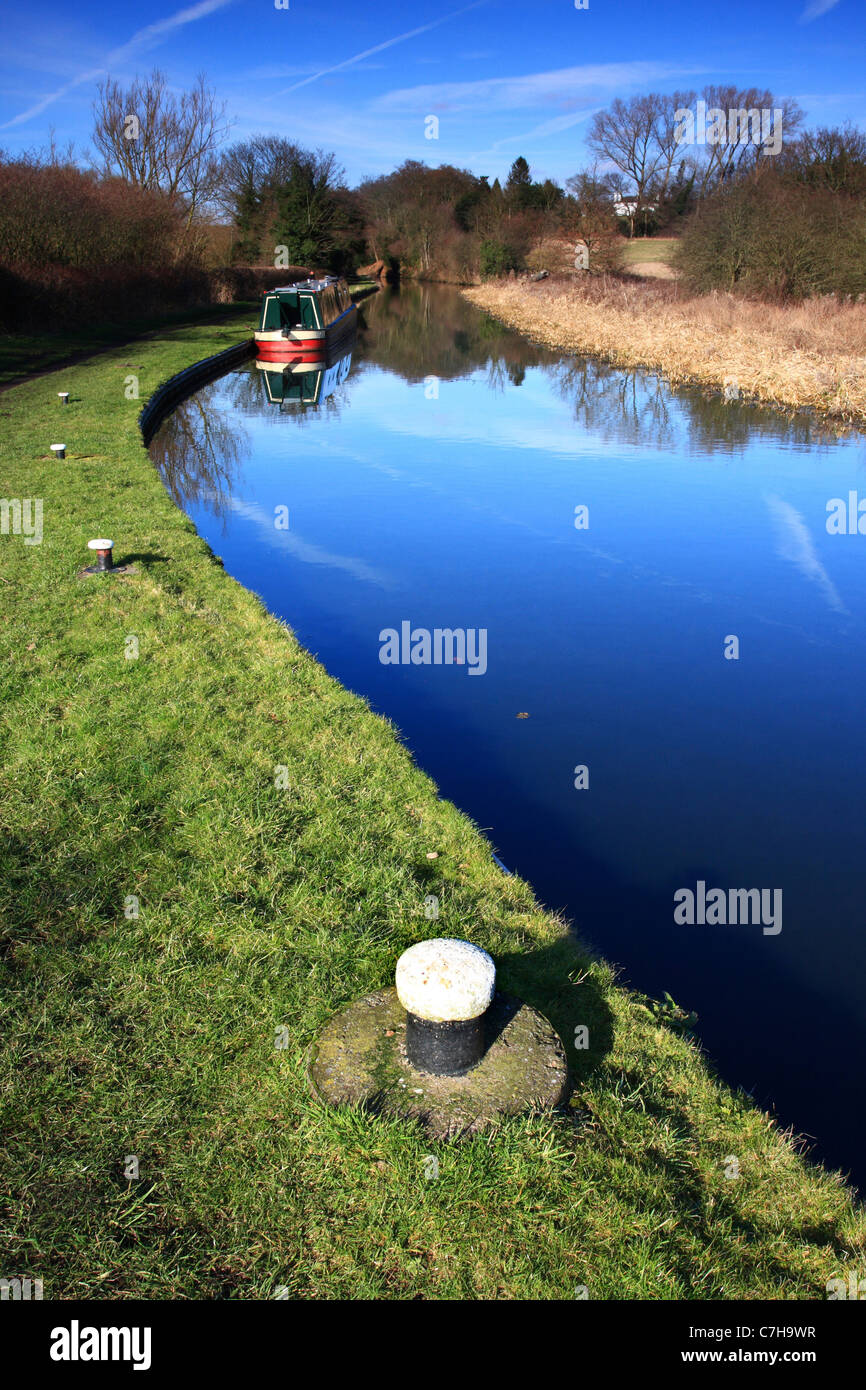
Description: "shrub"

(0, 262), (311, 333)
(0, 159), (183, 270)
(677, 168), (866, 300)
(0, 154), (317, 332)
(479, 239), (521, 278)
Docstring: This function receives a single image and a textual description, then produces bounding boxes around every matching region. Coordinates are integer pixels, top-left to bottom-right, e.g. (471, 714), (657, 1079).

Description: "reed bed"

(463, 277), (866, 426)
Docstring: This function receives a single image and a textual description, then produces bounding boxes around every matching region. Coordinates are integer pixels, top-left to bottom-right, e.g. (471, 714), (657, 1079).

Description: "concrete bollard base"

(78, 564), (137, 578)
(308, 988), (569, 1140)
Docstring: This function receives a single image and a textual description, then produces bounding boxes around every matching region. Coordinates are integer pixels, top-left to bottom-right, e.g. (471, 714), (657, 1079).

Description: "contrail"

(1, 0), (234, 130)
(274, 0), (489, 97)
(800, 0), (841, 21)
(765, 493), (848, 615)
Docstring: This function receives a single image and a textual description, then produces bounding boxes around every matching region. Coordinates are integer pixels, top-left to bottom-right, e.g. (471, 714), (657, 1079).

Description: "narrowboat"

(254, 276), (357, 362)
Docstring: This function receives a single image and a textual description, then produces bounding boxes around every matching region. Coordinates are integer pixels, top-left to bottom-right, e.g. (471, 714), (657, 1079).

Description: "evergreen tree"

(506, 156), (531, 195)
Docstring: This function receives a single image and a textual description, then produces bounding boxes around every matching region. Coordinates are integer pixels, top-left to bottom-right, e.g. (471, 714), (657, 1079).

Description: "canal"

(150, 284), (866, 1189)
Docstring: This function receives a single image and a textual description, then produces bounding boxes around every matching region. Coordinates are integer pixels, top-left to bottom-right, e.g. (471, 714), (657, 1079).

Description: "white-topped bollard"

(395, 938), (496, 1076)
(50, 443), (66, 459)
(87, 538), (114, 572)
(310, 936), (568, 1135)
(58, 392), (69, 405)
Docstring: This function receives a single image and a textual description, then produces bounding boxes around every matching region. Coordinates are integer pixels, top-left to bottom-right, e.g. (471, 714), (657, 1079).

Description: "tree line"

(1, 67), (864, 321)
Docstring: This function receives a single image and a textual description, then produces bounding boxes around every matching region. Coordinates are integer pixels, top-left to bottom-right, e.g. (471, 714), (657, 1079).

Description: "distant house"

(612, 197), (657, 219)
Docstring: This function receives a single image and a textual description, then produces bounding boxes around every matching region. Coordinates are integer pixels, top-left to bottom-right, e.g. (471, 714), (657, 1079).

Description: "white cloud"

(0, 0), (235, 130)
(485, 108), (596, 153)
(376, 61), (701, 113)
(224, 496), (391, 588)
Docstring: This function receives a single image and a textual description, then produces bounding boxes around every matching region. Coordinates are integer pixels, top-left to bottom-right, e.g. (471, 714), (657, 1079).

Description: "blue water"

(152, 286), (866, 1188)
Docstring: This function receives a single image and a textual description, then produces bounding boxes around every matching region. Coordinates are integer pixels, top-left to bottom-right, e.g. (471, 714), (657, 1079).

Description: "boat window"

(261, 295), (301, 330)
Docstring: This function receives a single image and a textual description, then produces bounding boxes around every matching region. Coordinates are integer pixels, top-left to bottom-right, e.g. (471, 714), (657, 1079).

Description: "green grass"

(0, 302), (260, 389)
(0, 312), (863, 1300)
(619, 237), (680, 265)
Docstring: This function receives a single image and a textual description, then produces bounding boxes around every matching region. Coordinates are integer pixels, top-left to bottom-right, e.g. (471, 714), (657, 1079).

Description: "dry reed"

(463, 276), (866, 425)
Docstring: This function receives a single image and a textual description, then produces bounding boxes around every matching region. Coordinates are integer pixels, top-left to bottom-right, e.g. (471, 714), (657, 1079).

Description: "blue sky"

(0, 0), (863, 186)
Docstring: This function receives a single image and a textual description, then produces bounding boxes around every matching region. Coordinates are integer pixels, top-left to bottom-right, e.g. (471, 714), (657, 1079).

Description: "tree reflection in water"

(150, 284), (849, 521)
(149, 379), (250, 524)
(355, 283), (556, 384)
(357, 285), (842, 456)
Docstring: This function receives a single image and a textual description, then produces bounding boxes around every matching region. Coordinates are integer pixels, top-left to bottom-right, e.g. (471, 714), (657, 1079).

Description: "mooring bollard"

(79, 537), (134, 579)
(310, 935), (568, 1135)
(395, 938), (496, 1076)
(87, 538), (114, 572)
(58, 392), (69, 405)
(50, 443), (66, 459)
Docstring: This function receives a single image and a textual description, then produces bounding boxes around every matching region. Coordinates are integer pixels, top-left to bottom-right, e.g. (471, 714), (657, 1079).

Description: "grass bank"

(463, 276), (866, 426)
(0, 311), (863, 1300)
(0, 302), (262, 391)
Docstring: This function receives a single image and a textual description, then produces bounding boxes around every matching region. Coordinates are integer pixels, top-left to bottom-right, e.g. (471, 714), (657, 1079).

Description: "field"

(0, 303), (260, 391)
(619, 237), (681, 279)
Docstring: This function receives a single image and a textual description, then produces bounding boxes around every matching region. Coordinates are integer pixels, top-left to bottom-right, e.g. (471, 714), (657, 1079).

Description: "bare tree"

(654, 91), (699, 201)
(564, 166), (618, 269)
(92, 70), (230, 246)
(587, 94), (691, 235)
(588, 87), (804, 229)
(691, 85), (804, 195)
(781, 122), (866, 196)
(214, 135), (304, 221)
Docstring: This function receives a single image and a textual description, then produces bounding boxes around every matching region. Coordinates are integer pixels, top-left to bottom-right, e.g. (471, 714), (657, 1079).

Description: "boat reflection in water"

(255, 332), (355, 410)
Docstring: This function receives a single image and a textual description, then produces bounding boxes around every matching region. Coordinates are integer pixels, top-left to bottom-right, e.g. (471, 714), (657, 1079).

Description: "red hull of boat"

(255, 342), (326, 364)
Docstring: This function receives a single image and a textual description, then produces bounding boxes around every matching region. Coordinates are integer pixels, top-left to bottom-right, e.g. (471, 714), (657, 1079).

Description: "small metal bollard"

(50, 443), (66, 459)
(79, 537), (134, 579)
(395, 938), (496, 1076)
(58, 392), (70, 405)
(87, 538), (114, 572)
